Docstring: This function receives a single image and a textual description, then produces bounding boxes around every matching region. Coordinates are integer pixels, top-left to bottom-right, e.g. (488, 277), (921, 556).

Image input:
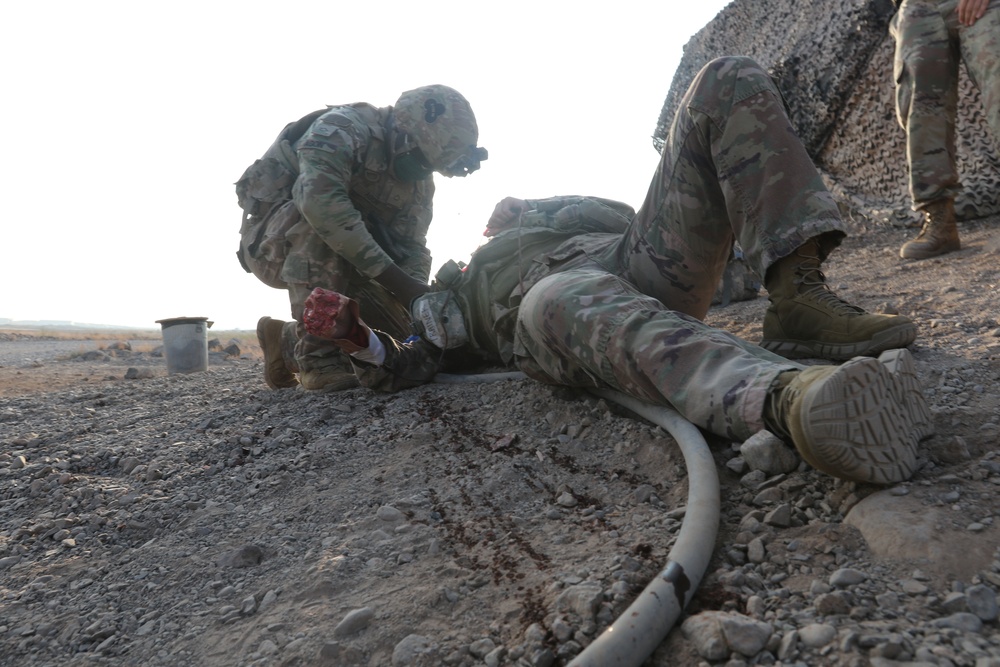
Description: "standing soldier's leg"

(959, 1), (1000, 139)
(955, 0), (1000, 259)
(893, 0), (963, 259)
(515, 269), (926, 484)
(621, 55), (916, 359)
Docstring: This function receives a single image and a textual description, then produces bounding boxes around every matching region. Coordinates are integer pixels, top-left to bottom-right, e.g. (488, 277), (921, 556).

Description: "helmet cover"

(393, 85), (482, 175)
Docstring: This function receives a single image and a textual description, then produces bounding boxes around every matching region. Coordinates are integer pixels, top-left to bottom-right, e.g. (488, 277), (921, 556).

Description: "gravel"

(1, 220), (999, 666)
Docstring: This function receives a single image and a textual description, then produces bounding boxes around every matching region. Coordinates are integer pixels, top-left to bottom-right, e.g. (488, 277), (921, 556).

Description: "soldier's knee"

(518, 273), (563, 334)
(519, 270), (630, 335)
(704, 55), (765, 75)
(691, 56), (778, 108)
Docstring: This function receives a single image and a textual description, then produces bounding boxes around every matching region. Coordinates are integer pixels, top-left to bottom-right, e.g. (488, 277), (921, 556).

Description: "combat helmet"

(392, 85), (487, 177)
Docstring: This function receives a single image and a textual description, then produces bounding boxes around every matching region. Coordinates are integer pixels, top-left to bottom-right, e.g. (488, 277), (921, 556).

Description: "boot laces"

(918, 207), (948, 239)
(794, 251), (864, 316)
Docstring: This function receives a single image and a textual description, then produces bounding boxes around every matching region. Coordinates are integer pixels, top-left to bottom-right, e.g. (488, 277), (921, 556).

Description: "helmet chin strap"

(385, 121), (412, 180)
(386, 118), (410, 159)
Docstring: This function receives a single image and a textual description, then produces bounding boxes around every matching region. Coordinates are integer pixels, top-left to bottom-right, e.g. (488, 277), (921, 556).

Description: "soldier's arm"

(483, 195), (633, 238)
(392, 198), (435, 284)
(293, 129), (396, 278)
(379, 192), (434, 302)
(294, 123), (428, 303)
(294, 142), (429, 302)
(350, 333), (443, 393)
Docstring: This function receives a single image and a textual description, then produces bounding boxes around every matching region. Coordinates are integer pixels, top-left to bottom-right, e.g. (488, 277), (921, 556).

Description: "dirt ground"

(1, 217), (999, 667)
(0, 331), (261, 399)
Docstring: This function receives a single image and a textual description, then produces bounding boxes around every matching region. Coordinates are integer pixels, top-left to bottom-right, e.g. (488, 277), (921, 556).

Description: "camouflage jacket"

(236, 103), (434, 282)
(451, 196), (633, 362)
(353, 196), (634, 392)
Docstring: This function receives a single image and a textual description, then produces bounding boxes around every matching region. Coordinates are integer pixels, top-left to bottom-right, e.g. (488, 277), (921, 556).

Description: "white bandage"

(349, 329), (386, 366)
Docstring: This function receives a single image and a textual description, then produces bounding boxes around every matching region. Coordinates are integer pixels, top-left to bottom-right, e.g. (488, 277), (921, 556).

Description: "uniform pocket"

(890, 11), (913, 128)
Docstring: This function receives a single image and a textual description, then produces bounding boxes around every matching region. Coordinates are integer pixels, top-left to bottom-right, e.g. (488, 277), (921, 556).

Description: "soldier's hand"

(484, 197), (531, 237)
(375, 264), (429, 306)
(957, 0), (988, 25)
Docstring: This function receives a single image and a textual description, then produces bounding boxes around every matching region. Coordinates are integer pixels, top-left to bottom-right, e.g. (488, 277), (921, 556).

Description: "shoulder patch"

(321, 112), (355, 128)
(299, 138), (340, 153)
(311, 124), (335, 137)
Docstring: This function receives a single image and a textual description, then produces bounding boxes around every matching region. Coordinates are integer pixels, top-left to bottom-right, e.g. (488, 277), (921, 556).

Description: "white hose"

(569, 388), (719, 667)
(431, 373), (721, 666)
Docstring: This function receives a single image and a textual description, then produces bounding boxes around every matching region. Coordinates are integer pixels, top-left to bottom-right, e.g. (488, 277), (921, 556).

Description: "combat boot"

(899, 198), (961, 260)
(761, 238), (916, 360)
(299, 369), (360, 392)
(878, 348), (934, 442)
(257, 316), (298, 389)
(762, 356), (919, 484)
(295, 335), (360, 392)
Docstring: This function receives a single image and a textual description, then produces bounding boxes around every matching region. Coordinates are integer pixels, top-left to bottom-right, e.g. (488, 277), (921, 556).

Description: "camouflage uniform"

(347, 56), (863, 443)
(891, 0), (1000, 206)
(236, 103), (435, 375)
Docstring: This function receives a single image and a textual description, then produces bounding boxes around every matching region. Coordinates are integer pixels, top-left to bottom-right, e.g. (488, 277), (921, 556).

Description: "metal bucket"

(156, 316), (212, 374)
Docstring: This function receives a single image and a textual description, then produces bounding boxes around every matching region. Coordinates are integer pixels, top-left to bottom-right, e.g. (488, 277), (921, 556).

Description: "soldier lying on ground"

(262, 56), (932, 485)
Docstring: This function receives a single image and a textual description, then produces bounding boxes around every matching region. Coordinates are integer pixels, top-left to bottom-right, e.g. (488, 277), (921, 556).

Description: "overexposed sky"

(1, 1), (731, 330)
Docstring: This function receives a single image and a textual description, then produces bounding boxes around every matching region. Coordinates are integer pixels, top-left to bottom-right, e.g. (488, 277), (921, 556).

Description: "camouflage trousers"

(357, 57), (844, 442)
(616, 56), (847, 321)
(891, 0), (1000, 206)
(513, 56), (846, 441)
(515, 265), (799, 442)
(240, 200), (413, 373)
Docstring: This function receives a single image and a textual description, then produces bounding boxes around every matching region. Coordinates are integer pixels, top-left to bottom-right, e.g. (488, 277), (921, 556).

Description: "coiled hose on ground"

(433, 373), (721, 666)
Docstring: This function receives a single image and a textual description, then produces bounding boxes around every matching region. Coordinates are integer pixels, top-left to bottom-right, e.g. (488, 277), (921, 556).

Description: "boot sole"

(761, 320), (917, 361)
(899, 239), (960, 260)
(257, 316), (298, 390)
(877, 348), (935, 441)
(299, 370), (360, 392)
(790, 357), (919, 484)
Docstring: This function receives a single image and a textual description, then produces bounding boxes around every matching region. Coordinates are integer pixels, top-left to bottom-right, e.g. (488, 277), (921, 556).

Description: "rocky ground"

(1, 217), (999, 667)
